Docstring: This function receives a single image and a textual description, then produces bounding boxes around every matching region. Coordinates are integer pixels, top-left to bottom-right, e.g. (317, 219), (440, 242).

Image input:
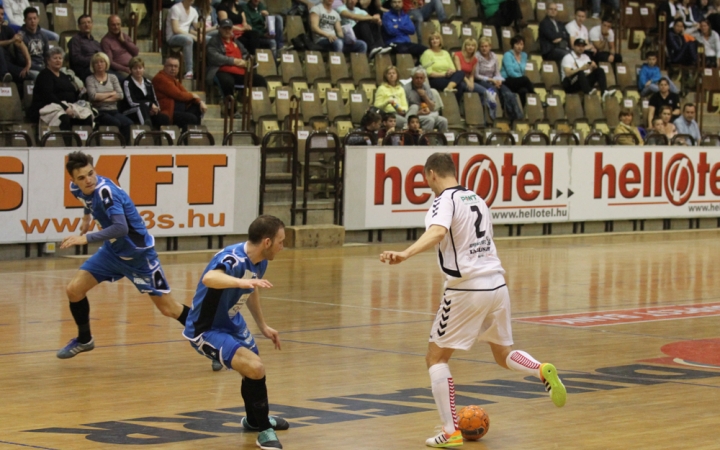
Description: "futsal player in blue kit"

(183, 215), (289, 450)
(57, 151), (192, 359)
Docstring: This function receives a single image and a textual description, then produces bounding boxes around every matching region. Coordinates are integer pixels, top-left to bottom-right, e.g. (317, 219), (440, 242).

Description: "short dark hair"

(510, 35), (525, 47)
(683, 103), (696, 111)
(23, 6), (38, 20)
(424, 153), (456, 178)
(382, 112), (396, 121)
(601, 15), (613, 24)
(248, 215), (285, 245)
(66, 151), (94, 176)
(619, 108), (633, 119)
(408, 114), (420, 123)
(646, 51), (657, 58)
(658, 77), (670, 85)
(77, 14), (92, 26)
(661, 105), (673, 113)
(575, 7), (586, 14)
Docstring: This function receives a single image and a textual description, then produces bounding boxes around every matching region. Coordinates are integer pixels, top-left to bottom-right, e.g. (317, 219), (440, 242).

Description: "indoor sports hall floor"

(2, 229), (719, 449)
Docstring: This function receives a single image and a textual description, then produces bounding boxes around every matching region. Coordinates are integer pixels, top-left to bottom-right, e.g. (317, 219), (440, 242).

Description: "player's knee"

(245, 359), (266, 379)
(66, 281), (85, 301)
(155, 302), (176, 318)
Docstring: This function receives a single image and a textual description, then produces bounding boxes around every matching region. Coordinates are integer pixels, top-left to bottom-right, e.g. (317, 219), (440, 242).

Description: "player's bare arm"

(202, 269), (274, 290)
(79, 214), (92, 235)
(380, 225), (448, 264)
(246, 290), (281, 350)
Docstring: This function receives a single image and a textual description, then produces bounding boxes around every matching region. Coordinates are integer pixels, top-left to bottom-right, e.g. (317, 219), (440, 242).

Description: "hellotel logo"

(461, 155), (499, 207)
(665, 153), (694, 206)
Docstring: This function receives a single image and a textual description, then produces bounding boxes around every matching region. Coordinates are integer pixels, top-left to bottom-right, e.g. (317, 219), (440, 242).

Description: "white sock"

(506, 350), (542, 377)
(429, 363), (458, 433)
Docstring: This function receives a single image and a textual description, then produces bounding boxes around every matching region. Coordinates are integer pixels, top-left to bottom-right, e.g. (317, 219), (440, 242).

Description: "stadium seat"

(523, 24), (540, 54)
(180, 125), (214, 146)
(349, 89), (369, 126)
(359, 81), (377, 105)
(519, 0), (535, 21)
(564, 93), (583, 124)
(350, 53), (374, 85)
(258, 118), (280, 137)
(11, 124), (36, 146)
(47, 3), (77, 36)
(583, 92), (604, 124)
(525, 93), (544, 123)
(615, 63), (635, 89)
(29, 2), (50, 30)
(334, 118), (353, 137)
(300, 89), (324, 124)
(255, 49), (279, 79)
(251, 87), (276, 124)
(87, 125), (123, 147)
(438, 91), (464, 130)
(267, 0), (291, 14)
(130, 125), (152, 146)
(395, 53), (416, 80)
(280, 50), (305, 84)
(290, 79), (309, 99)
(71, 125), (92, 145)
(160, 125), (181, 143)
(603, 94), (621, 127)
(442, 1), (457, 20)
(328, 52), (350, 85)
(524, 60), (542, 86)
(285, 15), (305, 42)
(545, 94), (565, 124)
(501, 27), (513, 52)
(325, 89), (349, 122)
(480, 25), (500, 51)
(598, 62), (617, 89)
(460, 0), (479, 22)
(0, 82), (24, 125)
(421, 22), (436, 44)
(375, 53), (393, 85)
(440, 22), (462, 51)
(463, 92), (486, 127)
(21, 80), (34, 114)
(535, 120), (552, 136)
(541, 61), (561, 89)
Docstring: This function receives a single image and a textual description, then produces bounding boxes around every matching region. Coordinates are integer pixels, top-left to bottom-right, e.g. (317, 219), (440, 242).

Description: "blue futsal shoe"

(57, 338), (95, 359)
(242, 416), (290, 431)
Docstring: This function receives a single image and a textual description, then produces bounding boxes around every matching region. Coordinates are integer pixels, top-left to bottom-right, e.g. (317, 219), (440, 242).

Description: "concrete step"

(262, 202), (336, 226)
(139, 51), (162, 66)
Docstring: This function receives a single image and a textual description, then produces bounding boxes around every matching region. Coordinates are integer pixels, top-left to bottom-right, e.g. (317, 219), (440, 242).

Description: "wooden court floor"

(2, 229), (720, 450)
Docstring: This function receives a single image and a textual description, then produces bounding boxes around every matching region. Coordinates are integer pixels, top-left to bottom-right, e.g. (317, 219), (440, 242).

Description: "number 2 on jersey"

(470, 205), (486, 239)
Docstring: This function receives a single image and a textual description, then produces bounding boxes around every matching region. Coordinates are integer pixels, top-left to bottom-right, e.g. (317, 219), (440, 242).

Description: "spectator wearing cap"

(560, 38), (614, 98)
(206, 19), (267, 98)
(101, 14), (139, 79)
(69, 14), (103, 82)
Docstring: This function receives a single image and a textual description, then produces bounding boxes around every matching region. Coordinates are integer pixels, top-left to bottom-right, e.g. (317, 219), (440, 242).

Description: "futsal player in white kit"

(380, 153), (566, 448)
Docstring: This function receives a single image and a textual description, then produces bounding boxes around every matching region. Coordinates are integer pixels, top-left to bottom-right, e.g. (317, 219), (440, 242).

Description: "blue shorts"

(184, 325), (258, 370)
(80, 246), (171, 296)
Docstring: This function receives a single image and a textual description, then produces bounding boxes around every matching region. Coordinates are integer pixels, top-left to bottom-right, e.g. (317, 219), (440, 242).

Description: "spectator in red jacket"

(152, 56), (207, 131)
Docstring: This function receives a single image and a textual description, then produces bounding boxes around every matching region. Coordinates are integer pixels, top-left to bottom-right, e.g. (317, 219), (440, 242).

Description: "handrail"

(298, 131), (342, 225)
(644, 132), (669, 145)
(698, 44), (705, 132)
(343, 131), (375, 146)
(671, 134), (696, 146)
(222, 95), (235, 137)
(585, 131), (610, 145)
(129, 12), (138, 44)
(86, 130), (126, 147)
(418, 132), (448, 146)
(0, 131), (33, 146)
(523, 131), (550, 145)
(83, 0), (92, 16)
(551, 132), (579, 145)
(198, 16), (206, 90)
(260, 130), (298, 225)
(700, 134), (720, 146)
(485, 132), (516, 145)
(40, 131), (83, 147)
(455, 131), (484, 145)
(154, 0), (162, 52)
(223, 131), (259, 145)
(612, 133), (640, 145)
(241, 56), (254, 131)
(133, 130), (174, 146)
(659, 12), (666, 70)
(110, 0), (118, 15)
(178, 130), (215, 145)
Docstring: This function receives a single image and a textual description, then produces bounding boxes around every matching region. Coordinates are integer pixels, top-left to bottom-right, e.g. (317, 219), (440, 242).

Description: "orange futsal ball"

(457, 405), (490, 441)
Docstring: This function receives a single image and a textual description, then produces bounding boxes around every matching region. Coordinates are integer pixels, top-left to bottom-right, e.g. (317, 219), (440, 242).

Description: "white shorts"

(429, 275), (514, 350)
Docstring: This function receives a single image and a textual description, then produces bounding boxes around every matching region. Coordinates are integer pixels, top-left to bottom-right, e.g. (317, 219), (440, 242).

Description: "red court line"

(514, 302), (720, 327)
(607, 201), (670, 206)
(688, 200), (720, 204)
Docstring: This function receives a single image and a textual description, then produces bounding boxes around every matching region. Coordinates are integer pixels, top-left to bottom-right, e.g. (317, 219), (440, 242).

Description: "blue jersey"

(70, 175), (155, 258)
(183, 242), (268, 339)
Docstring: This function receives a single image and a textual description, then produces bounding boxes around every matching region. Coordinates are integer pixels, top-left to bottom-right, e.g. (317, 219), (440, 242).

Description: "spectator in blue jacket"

(382, 0), (427, 58)
(500, 35), (535, 106)
(638, 51), (680, 96)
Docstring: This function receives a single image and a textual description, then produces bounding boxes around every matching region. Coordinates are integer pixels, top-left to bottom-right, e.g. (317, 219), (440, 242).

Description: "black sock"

(241, 376), (271, 431)
(69, 297), (92, 344)
(177, 304), (190, 325)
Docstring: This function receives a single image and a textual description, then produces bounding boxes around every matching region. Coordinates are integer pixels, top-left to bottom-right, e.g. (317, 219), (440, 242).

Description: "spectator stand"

(0, 131), (33, 147)
(454, 131), (484, 145)
(133, 130), (174, 146)
(644, 132), (669, 145)
(671, 134), (696, 146)
(419, 132), (449, 146)
(222, 131), (259, 146)
(87, 127), (126, 147)
(585, 130), (611, 145)
(522, 130), (550, 145)
(178, 126), (215, 145)
(485, 131), (516, 146)
(40, 130), (83, 147)
(612, 132), (640, 145)
(259, 130), (298, 225)
(551, 132), (579, 145)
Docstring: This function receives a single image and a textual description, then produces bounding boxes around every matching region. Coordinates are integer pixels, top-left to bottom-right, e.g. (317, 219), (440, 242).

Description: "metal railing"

(259, 131), (298, 225)
(222, 131), (259, 146)
(297, 131), (342, 225)
(133, 130), (174, 146)
(40, 131), (83, 147)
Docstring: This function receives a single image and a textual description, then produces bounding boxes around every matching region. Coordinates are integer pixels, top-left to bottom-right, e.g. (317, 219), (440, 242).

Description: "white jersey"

(425, 186), (505, 288)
